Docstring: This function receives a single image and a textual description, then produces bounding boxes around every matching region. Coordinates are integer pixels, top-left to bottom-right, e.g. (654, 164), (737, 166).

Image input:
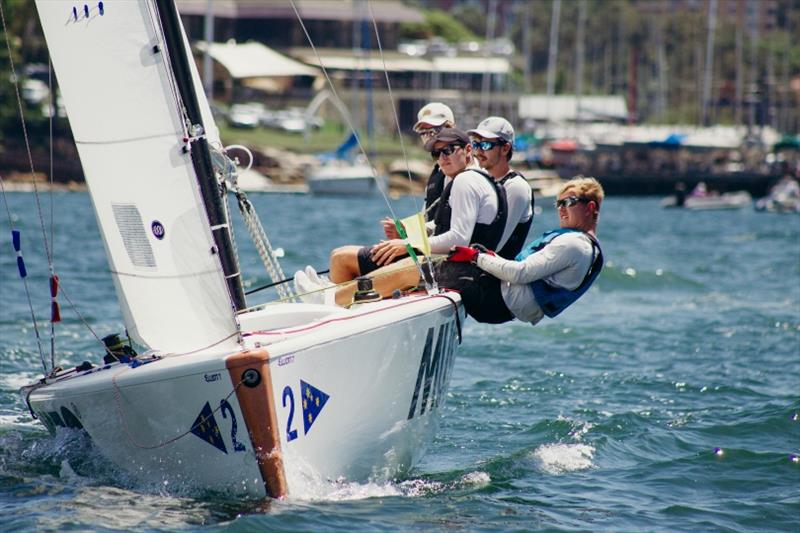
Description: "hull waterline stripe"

(225, 349), (287, 499)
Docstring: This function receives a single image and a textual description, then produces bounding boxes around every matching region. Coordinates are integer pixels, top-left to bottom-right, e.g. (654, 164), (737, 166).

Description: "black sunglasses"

(555, 195), (591, 208)
(471, 140), (505, 151)
(430, 144), (464, 160)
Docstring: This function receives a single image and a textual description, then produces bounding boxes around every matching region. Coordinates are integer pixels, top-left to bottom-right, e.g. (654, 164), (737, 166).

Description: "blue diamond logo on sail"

(301, 380), (329, 435)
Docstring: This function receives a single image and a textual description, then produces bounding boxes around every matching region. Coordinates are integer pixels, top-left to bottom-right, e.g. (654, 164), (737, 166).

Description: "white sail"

(35, 1), (239, 353)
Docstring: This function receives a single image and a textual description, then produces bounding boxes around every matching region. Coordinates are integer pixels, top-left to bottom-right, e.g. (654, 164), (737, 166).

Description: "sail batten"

(35, 0), (240, 353)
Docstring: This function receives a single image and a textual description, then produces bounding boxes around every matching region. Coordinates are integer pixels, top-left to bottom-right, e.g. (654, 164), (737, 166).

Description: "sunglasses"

(415, 125), (443, 139)
(555, 195), (591, 208)
(430, 144), (464, 160)
(471, 140), (505, 152)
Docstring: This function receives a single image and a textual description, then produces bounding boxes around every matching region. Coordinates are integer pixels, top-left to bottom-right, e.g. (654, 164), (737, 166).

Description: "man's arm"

(475, 235), (585, 284)
(428, 173), (482, 253)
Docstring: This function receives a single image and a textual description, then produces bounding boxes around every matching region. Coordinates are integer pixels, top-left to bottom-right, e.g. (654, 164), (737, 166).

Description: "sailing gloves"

(448, 244), (496, 264)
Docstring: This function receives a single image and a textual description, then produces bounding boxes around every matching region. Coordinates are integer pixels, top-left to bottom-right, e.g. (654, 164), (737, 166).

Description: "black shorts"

(435, 262), (514, 324)
(357, 245), (381, 276)
(357, 245), (418, 276)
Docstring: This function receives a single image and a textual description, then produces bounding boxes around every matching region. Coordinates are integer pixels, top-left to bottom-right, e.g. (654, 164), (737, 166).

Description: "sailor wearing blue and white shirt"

(447, 176), (604, 325)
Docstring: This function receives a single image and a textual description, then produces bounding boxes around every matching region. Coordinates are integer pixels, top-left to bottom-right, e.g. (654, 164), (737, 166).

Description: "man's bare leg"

(329, 245), (363, 283)
(334, 257), (422, 306)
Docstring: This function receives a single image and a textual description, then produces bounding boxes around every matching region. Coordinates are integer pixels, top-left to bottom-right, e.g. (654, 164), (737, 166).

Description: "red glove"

(448, 246), (479, 263)
(470, 243), (496, 256)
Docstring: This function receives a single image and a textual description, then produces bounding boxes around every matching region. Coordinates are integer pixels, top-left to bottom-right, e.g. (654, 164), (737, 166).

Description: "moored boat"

(307, 159), (387, 196)
(662, 190), (752, 210)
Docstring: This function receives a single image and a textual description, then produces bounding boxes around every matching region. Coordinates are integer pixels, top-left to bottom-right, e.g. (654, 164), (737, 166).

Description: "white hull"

(662, 191), (752, 210)
(307, 162), (386, 196)
(24, 293), (463, 498)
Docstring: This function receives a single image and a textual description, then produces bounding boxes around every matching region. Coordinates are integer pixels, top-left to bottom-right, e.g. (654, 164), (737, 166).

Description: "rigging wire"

(145, 0), (189, 140)
(0, 2), (52, 374)
(366, 0), (439, 289)
(289, 0), (436, 292)
(366, 0), (418, 215)
(47, 58), (57, 371)
(288, 0), (397, 222)
(0, 3), (54, 268)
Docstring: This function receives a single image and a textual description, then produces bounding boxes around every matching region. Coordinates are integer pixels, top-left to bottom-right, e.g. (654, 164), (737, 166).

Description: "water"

(1, 192), (798, 531)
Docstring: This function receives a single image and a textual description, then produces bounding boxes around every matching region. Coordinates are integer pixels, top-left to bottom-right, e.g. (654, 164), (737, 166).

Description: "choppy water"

(1, 192), (798, 531)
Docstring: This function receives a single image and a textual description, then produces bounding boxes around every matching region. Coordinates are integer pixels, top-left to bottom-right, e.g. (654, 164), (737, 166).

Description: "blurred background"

(1, 0), (799, 197)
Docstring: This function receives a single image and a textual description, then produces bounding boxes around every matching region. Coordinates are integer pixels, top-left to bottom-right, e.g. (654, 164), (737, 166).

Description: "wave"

(597, 261), (703, 291)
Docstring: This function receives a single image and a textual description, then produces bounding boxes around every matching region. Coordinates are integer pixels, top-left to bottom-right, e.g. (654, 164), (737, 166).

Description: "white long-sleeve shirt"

(428, 169), (500, 253)
(475, 231), (596, 325)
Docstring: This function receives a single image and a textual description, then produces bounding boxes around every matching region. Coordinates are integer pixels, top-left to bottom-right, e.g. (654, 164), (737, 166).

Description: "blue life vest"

(515, 228), (604, 318)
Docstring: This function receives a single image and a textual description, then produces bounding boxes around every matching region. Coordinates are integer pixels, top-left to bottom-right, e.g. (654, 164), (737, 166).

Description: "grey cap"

(423, 128), (470, 151)
(468, 116), (515, 144)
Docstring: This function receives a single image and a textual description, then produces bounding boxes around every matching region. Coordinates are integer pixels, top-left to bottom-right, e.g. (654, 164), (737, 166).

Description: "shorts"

(357, 245), (418, 276)
(434, 262), (514, 324)
(357, 245), (381, 276)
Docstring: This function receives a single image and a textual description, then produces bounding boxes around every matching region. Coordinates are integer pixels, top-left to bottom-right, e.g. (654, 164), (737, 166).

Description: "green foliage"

(399, 9), (478, 43)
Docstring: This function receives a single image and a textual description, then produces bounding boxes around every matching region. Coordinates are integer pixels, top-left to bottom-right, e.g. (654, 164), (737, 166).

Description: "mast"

(701, 0), (717, 127)
(574, 0), (586, 133)
(202, 0), (214, 97)
(545, 0), (561, 130)
(155, 0), (246, 311)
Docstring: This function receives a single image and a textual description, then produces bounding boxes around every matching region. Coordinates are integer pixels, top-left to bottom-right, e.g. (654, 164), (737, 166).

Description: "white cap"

(414, 102), (455, 130)
(468, 116), (515, 144)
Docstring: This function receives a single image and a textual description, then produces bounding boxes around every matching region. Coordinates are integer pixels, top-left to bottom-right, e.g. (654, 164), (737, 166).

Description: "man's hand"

(470, 243), (496, 256)
(370, 239), (408, 266)
(382, 218), (403, 239)
(447, 246), (479, 263)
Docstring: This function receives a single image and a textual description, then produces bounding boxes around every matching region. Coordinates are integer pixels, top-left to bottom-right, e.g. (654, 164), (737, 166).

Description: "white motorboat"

(236, 168), (308, 194)
(525, 169), (566, 206)
(22, 0), (463, 499)
(662, 190), (752, 210)
(307, 159), (387, 195)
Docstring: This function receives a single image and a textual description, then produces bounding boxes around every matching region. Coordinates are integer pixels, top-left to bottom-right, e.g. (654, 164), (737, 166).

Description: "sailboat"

(306, 132), (387, 195)
(20, 0), (463, 499)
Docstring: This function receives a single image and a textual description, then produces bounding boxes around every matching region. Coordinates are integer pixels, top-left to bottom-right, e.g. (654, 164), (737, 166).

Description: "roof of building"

(196, 41), (319, 78)
(176, 0), (424, 23)
(518, 95), (628, 122)
(299, 54), (511, 75)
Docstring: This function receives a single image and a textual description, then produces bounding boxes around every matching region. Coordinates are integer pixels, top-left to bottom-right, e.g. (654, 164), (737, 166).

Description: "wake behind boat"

(19, 0), (463, 499)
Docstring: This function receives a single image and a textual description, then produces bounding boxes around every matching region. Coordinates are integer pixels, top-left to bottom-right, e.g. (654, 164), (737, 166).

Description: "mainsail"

(35, 1), (240, 353)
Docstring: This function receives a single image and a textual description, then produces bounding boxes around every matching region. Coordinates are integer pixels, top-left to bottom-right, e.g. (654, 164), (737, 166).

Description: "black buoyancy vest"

(424, 165), (446, 222)
(433, 168), (508, 251)
(496, 170), (535, 259)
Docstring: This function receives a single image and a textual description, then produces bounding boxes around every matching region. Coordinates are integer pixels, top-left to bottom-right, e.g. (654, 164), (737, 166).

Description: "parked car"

(227, 103), (264, 129)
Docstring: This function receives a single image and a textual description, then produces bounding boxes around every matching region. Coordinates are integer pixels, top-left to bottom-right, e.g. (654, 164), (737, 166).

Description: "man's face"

(432, 140), (468, 177)
(556, 187), (595, 229)
(470, 135), (506, 171)
(416, 123), (444, 147)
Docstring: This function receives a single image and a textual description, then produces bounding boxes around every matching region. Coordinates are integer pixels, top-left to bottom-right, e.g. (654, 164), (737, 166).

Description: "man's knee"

(330, 246), (362, 282)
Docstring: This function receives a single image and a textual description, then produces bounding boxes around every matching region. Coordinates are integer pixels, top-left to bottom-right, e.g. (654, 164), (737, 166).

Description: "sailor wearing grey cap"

(468, 116), (534, 259)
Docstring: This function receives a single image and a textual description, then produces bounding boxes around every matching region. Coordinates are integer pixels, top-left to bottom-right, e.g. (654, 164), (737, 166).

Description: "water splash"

(532, 443), (595, 475)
